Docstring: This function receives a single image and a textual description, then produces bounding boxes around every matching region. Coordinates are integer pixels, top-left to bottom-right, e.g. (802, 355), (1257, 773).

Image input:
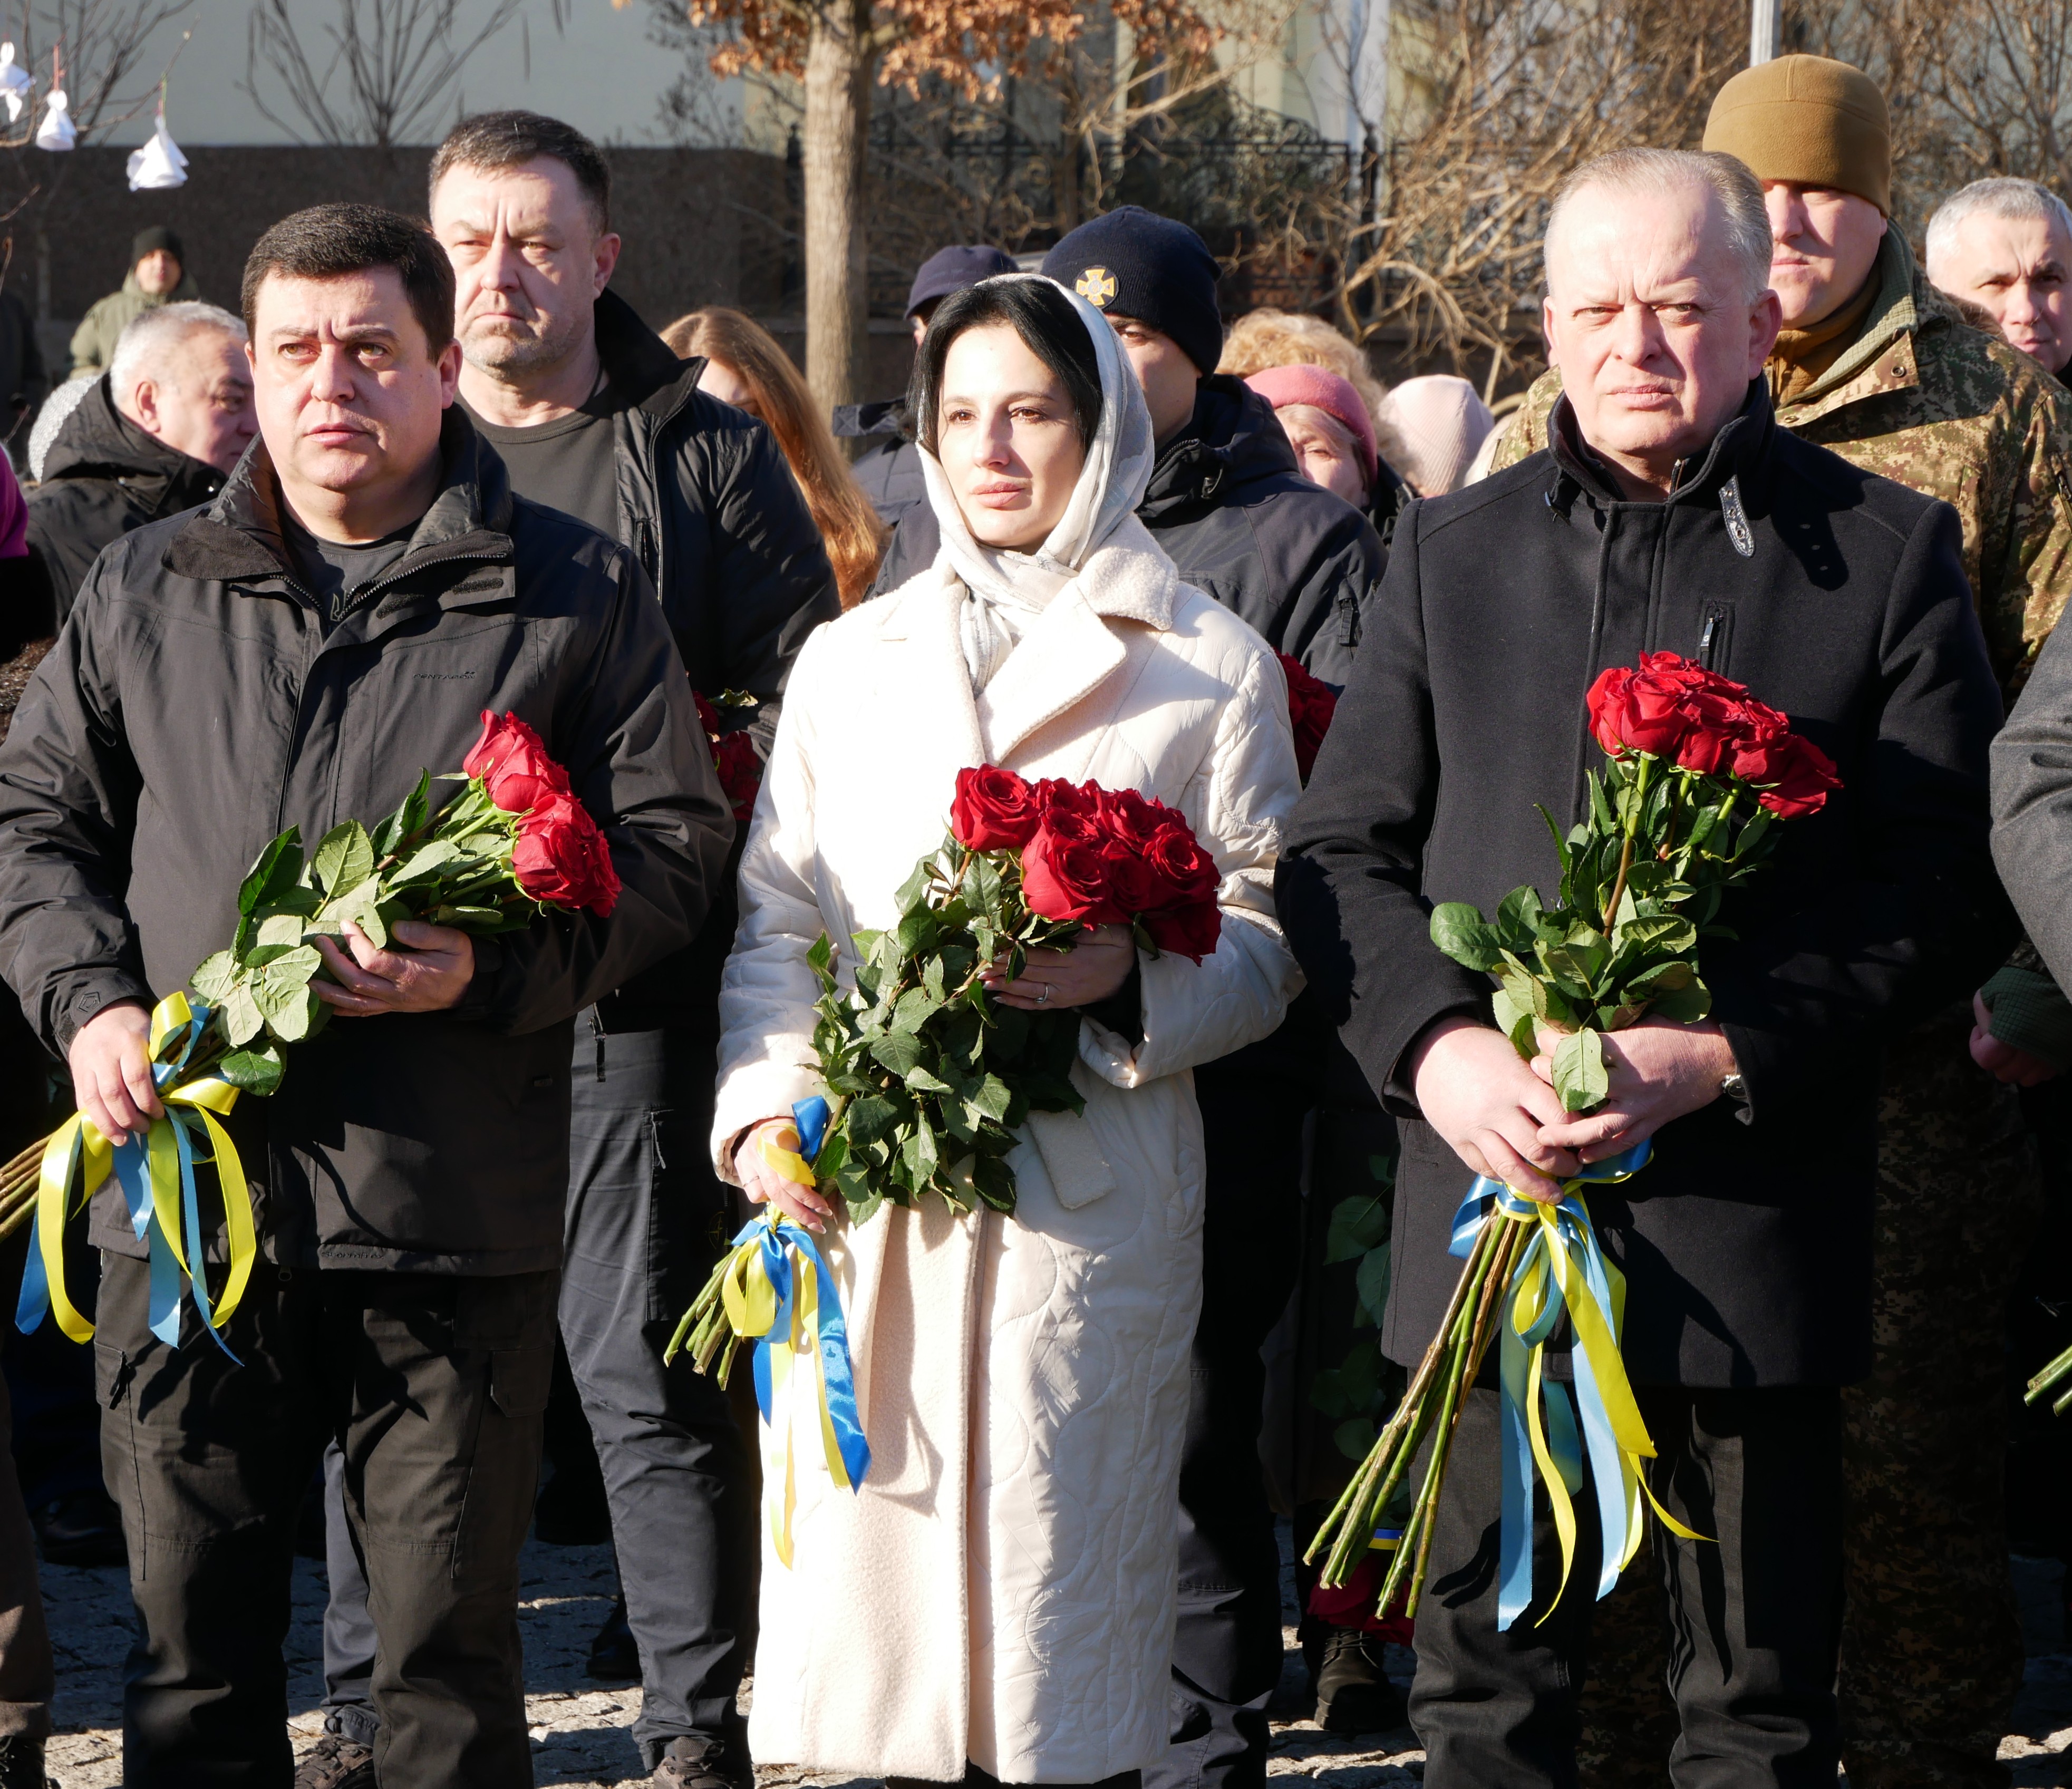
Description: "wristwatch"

(1719, 1071), (1749, 1107)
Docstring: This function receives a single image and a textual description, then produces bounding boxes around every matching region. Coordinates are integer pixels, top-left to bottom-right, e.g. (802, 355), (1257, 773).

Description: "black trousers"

(1411, 1383), (1844, 1789)
(94, 1251), (557, 1789)
(1147, 1063), (1310, 1789)
(322, 1022), (752, 1770)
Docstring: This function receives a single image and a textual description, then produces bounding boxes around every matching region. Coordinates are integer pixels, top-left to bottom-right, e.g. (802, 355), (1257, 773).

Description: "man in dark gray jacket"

(1278, 149), (2007, 1789)
(0, 203), (731, 1789)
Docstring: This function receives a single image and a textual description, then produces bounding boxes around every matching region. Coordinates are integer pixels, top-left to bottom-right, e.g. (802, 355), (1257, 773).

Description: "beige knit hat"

(1703, 54), (1892, 216)
(1373, 376), (1495, 498)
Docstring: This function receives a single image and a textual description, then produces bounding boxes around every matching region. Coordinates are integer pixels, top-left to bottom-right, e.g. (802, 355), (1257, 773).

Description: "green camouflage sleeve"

(1983, 375), (2072, 699)
(1485, 368), (1564, 474)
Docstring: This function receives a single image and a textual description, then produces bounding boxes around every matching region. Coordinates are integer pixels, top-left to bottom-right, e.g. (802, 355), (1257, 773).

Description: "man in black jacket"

(23, 300), (256, 644)
(380, 110), (837, 1789)
(0, 204), (731, 1788)
(1277, 149), (2009, 1788)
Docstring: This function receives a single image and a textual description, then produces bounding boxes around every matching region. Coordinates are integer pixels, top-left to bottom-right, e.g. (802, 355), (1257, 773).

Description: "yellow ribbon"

(28, 993), (253, 1348)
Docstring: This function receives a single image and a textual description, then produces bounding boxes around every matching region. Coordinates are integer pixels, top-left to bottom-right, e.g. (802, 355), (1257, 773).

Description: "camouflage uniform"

(1494, 231), (2072, 1789)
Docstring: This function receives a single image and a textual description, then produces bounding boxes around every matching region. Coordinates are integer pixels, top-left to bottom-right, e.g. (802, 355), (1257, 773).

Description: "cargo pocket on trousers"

(488, 1344), (553, 1422)
(94, 1344), (145, 1576)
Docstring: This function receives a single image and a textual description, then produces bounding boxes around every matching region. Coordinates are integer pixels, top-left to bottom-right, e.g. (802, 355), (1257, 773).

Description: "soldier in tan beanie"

(1491, 51), (2072, 1789)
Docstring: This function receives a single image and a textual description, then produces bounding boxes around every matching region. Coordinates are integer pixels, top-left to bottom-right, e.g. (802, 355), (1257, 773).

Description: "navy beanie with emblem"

(1040, 207), (1224, 375)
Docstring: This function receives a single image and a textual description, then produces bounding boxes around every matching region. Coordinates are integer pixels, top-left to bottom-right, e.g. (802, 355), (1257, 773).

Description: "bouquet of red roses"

(669, 765), (1222, 1382)
(12, 711), (621, 1353)
(695, 689), (762, 827)
(1277, 653), (1338, 784)
(1307, 654), (1839, 1632)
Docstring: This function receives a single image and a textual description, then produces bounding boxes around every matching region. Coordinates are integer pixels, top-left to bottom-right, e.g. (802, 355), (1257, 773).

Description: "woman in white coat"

(711, 275), (1303, 1789)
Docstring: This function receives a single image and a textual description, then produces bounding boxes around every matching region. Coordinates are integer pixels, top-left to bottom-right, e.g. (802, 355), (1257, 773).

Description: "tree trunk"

(803, 2), (875, 418)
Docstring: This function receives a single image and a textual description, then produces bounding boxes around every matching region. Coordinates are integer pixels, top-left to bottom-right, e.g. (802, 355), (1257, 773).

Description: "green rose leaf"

(215, 1044), (287, 1096)
(1334, 1417), (1379, 1460)
(392, 840), (461, 883)
(222, 981), (265, 1047)
(891, 987), (941, 1035)
(870, 1033), (925, 1077)
(190, 951), (241, 1005)
(1325, 1192), (1389, 1263)
(1355, 1240), (1392, 1327)
(1551, 1026), (1609, 1113)
(1644, 974), (1713, 1024)
(255, 912), (307, 951)
(1430, 902), (1504, 971)
(237, 829), (304, 917)
(313, 821), (375, 899)
(846, 1095), (899, 1146)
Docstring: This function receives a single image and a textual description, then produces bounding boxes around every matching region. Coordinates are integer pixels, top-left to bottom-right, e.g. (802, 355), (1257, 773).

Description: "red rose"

(1032, 780), (1105, 846)
(1587, 664), (1693, 759)
(1738, 729), (1841, 818)
(1142, 822), (1221, 909)
(464, 710), (574, 815)
(1021, 824), (1126, 925)
(693, 690), (721, 739)
(951, 765), (1042, 851)
(513, 790), (622, 916)
(1143, 899), (1223, 962)
(1097, 836), (1168, 916)
(1096, 784), (1171, 844)
(714, 733), (761, 826)
(1277, 653), (1338, 782)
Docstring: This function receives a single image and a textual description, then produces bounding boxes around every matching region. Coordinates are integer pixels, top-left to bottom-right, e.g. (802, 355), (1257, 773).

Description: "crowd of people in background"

(0, 44), (2065, 1789)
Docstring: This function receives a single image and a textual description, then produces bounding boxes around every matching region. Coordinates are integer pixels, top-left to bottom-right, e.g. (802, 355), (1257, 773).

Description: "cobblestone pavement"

(43, 1538), (2072, 1786)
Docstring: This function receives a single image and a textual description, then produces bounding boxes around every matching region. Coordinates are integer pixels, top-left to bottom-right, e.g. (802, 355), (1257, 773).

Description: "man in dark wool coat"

(1275, 146), (2011, 1789)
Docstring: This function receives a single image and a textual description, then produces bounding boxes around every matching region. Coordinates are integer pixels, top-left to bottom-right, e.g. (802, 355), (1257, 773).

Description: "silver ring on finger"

(1035, 981), (1052, 1006)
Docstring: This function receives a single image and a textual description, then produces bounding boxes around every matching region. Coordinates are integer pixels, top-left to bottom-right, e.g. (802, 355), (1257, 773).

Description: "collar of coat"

(876, 516), (1181, 761)
(593, 288), (709, 425)
(1776, 230), (1954, 426)
(1546, 378), (1777, 513)
(161, 405), (515, 598)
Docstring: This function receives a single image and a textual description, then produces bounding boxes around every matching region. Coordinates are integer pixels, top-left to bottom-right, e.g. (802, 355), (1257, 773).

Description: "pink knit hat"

(1244, 364), (1378, 485)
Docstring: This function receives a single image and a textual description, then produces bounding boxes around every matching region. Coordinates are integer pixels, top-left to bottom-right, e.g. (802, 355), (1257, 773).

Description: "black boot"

(293, 1733), (376, 1789)
(1312, 1626), (1407, 1733)
(0, 1735), (45, 1789)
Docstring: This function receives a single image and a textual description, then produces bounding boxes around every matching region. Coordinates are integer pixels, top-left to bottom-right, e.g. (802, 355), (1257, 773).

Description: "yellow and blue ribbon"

(719, 1096), (871, 1566)
(1448, 1139), (1707, 1630)
(15, 994), (254, 1359)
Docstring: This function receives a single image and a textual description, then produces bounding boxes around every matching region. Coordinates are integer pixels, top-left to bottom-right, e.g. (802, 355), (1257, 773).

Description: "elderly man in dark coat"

(1276, 147), (2010, 1789)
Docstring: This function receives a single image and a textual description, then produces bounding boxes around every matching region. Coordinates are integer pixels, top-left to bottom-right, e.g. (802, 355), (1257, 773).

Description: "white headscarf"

(916, 274), (1157, 688)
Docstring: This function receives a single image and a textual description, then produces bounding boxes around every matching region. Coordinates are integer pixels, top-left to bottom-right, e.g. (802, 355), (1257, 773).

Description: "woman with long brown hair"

(663, 308), (887, 607)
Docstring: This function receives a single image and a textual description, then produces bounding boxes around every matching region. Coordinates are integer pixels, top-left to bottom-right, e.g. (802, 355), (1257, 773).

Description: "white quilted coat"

(711, 528), (1304, 1784)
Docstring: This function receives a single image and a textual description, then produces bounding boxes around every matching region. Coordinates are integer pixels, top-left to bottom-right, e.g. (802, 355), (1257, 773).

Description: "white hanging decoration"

(0, 45), (31, 125)
(127, 95), (187, 190)
(33, 87), (72, 152)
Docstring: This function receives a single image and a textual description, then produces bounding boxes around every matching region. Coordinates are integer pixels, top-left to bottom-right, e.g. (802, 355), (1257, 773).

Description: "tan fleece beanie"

(1703, 54), (1891, 216)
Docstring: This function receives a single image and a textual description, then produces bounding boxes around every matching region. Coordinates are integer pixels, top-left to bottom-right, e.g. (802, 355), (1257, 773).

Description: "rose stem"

(1602, 755), (1653, 928)
(1334, 1222), (1506, 1588)
(1309, 1220), (1496, 1574)
(2026, 1341), (2072, 1404)
(1402, 1219), (1526, 1617)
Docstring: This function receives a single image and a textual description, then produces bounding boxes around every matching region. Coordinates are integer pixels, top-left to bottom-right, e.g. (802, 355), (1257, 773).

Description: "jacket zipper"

(1696, 601), (1730, 670)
